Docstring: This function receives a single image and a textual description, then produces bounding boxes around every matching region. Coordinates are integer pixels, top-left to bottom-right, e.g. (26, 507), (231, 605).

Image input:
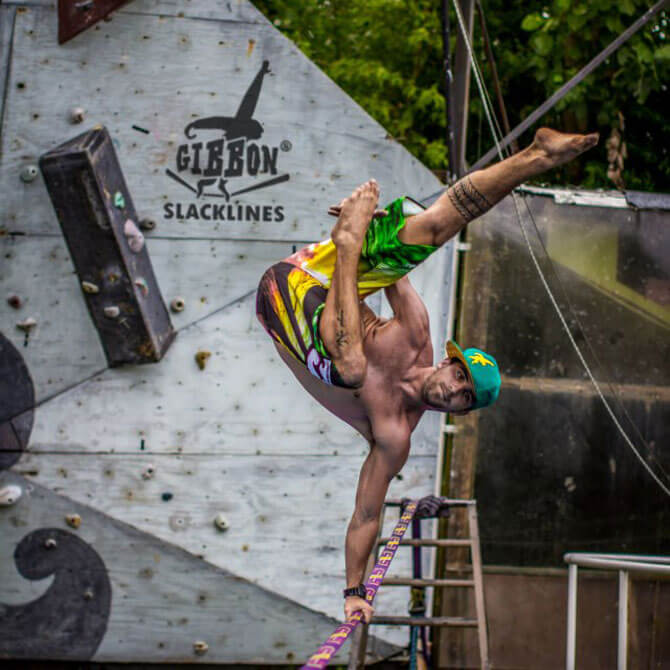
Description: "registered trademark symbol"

(280, 140), (292, 152)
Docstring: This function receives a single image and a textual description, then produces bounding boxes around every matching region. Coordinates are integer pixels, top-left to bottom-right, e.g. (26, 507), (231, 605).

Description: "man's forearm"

(345, 515), (379, 588)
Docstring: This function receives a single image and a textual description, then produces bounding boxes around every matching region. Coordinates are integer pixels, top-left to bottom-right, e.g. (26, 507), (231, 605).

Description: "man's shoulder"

(370, 417), (412, 451)
(365, 392), (414, 443)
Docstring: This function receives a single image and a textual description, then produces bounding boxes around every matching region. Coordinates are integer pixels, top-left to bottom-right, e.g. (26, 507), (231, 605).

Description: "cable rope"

(301, 501), (418, 669)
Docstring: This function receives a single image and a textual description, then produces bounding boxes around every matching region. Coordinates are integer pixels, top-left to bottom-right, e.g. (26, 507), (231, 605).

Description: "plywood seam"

(18, 450), (437, 457)
(4, 232), (317, 245)
(5, 366), (107, 427)
(4, 472), (362, 622)
(0, 6), (16, 157)
(177, 287), (256, 334)
(501, 375), (670, 400)
(2, 289), (258, 425)
(118, 8), (266, 28)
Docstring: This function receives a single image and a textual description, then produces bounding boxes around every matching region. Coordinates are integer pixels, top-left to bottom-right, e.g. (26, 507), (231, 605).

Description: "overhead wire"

(450, 0), (670, 497)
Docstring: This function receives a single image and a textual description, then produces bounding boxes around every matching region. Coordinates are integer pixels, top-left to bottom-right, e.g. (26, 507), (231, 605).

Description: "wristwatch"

(343, 584), (367, 599)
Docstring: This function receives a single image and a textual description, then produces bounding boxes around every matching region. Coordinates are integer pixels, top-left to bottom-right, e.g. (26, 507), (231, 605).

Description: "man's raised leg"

(319, 180), (380, 387)
(399, 127), (599, 247)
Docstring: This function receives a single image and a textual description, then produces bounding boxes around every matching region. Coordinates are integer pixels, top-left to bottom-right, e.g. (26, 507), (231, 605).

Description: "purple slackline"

(301, 500), (418, 669)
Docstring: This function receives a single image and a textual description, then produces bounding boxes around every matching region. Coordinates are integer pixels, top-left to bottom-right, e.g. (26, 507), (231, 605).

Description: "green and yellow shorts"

(256, 196), (437, 387)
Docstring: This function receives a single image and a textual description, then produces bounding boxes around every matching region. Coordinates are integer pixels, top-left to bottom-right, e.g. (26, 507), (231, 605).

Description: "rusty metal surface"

(58, 0), (130, 45)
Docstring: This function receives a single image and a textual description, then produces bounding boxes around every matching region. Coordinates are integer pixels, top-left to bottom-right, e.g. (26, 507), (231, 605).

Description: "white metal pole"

(617, 570), (629, 670)
(566, 564), (578, 670)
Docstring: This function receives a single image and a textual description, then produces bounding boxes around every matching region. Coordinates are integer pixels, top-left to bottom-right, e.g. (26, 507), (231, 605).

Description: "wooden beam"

(501, 376), (670, 402)
(435, 214), (495, 667)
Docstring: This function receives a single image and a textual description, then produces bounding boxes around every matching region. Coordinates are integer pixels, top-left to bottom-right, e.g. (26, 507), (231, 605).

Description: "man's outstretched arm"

(344, 433), (410, 622)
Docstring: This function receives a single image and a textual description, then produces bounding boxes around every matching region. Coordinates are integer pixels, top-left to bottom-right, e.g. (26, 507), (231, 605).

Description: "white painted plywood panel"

(1, 3), (449, 658)
(0, 234), (109, 403)
(1, 7), (440, 240)
(0, 472), (399, 662)
(0, 235), (305, 405)
(13, 452), (435, 646)
(26, 291), (437, 456)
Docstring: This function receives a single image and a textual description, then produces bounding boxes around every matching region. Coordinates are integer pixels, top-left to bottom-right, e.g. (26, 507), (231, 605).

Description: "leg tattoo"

(447, 176), (492, 224)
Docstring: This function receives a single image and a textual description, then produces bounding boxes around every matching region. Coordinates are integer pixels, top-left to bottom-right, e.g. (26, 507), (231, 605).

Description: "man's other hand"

(328, 205), (388, 219)
(344, 595), (374, 623)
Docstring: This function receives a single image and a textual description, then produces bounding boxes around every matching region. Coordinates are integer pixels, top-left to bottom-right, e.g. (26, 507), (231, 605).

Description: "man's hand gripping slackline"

(256, 127), (598, 624)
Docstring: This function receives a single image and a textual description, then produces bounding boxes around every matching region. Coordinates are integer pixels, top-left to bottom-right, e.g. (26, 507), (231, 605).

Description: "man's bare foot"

(331, 179), (380, 249)
(531, 127), (599, 170)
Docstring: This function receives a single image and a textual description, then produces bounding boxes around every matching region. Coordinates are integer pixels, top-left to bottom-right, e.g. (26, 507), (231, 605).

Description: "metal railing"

(563, 552), (670, 670)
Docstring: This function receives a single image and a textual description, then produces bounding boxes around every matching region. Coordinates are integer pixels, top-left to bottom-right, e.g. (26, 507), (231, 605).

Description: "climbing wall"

(0, 0), (455, 663)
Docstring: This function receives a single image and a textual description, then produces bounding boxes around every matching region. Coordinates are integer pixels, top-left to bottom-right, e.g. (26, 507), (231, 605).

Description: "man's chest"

(363, 318), (425, 370)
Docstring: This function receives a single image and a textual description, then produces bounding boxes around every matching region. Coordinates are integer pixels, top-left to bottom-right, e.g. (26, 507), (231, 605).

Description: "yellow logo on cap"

(468, 352), (494, 367)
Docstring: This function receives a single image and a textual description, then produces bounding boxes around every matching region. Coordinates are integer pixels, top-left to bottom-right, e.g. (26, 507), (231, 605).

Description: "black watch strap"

(343, 584), (367, 599)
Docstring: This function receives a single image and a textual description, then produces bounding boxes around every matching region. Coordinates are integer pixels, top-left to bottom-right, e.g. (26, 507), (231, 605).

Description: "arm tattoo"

(447, 176), (493, 223)
(335, 329), (348, 348)
(335, 309), (348, 349)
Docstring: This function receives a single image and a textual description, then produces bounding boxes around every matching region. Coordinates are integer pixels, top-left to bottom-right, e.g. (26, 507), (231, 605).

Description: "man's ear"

(437, 357), (449, 369)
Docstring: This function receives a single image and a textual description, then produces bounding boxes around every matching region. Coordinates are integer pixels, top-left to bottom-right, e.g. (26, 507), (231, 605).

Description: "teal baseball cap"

(446, 340), (501, 410)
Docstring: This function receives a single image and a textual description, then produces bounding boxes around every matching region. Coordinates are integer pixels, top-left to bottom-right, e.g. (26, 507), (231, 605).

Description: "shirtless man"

(256, 127), (598, 623)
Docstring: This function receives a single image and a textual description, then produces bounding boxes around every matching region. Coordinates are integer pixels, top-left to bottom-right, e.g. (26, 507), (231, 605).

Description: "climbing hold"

(81, 281), (99, 294)
(0, 484), (22, 506)
(161, 492), (173, 502)
(134, 277), (149, 297)
(213, 514), (230, 532)
(16, 317), (36, 333)
(83, 588), (94, 600)
(103, 305), (120, 318)
(70, 107), (85, 124)
(193, 641), (209, 656)
(20, 165), (38, 183)
(44, 537), (57, 549)
(114, 191), (125, 208)
(7, 295), (22, 309)
(195, 350), (211, 370)
(139, 217), (157, 231)
(65, 513), (82, 529)
(123, 218), (145, 253)
(170, 297), (185, 313)
(142, 465), (156, 480)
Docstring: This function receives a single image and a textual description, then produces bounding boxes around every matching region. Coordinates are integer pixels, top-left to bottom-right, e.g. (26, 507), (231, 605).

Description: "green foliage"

(254, 0), (669, 191)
